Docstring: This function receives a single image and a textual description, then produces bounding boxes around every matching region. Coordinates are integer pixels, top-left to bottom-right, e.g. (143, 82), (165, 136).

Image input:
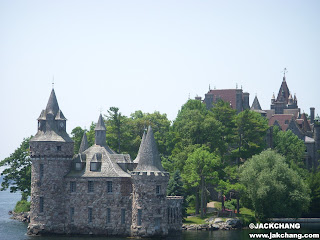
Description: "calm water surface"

(0, 190), (319, 240)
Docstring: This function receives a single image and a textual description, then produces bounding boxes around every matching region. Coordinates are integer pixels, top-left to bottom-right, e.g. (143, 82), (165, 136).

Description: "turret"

(131, 126), (169, 237)
(288, 93), (293, 105)
(28, 88), (74, 235)
(79, 132), (89, 153)
(95, 114), (106, 146)
(271, 93), (275, 106)
(251, 95), (262, 110)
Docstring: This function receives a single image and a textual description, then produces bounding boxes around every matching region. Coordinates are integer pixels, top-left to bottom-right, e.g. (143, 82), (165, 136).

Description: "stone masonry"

(28, 89), (183, 237)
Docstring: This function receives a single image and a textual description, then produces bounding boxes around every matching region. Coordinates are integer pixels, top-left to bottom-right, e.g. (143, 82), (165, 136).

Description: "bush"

(225, 199), (239, 211)
(14, 200), (30, 213)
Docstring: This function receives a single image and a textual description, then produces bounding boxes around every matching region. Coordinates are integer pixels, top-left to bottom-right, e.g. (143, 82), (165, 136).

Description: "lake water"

(0, 189), (319, 240)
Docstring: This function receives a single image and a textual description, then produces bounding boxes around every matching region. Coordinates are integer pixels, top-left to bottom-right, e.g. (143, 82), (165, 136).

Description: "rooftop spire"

(95, 114), (106, 146)
(45, 88), (60, 115)
(134, 130), (146, 163)
(95, 114), (106, 131)
(251, 95), (262, 110)
(282, 67), (288, 81)
(79, 132), (89, 153)
(134, 126), (165, 172)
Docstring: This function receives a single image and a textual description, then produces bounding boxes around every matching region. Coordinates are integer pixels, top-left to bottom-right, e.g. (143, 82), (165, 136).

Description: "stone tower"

(270, 74), (298, 114)
(29, 89), (74, 234)
(131, 126), (169, 237)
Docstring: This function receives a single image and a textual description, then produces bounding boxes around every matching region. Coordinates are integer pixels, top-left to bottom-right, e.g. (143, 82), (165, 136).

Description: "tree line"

(1, 99), (320, 220)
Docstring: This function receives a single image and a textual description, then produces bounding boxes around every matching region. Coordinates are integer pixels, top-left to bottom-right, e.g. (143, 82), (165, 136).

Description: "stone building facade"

(251, 73), (320, 169)
(28, 89), (183, 237)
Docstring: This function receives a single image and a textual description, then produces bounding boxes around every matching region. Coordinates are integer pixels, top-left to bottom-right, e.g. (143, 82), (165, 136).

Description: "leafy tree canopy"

(273, 127), (307, 174)
(235, 110), (269, 160)
(240, 149), (310, 220)
(0, 137), (32, 200)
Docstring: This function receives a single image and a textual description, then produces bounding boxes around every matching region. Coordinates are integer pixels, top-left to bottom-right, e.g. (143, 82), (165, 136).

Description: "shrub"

(14, 200), (30, 213)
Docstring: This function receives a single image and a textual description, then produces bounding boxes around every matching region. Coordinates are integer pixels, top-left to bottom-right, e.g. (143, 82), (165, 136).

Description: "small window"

(57, 146), (61, 151)
(70, 207), (74, 222)
(285, 120), (289, 124)
(106, 208), (111, 224)
(70, 181), (76, 193)
(90, 162), (99, 171)
(88, 208), (93, 223)
(39, 197), (44, 213)
(156, 185), (161, 195)
(137, 209), (142, 226)
(121, 209), (125, 224)
(107, 181), (113, 193)
(40, 164), (44, 180)
(88, 181), (94, 193)
(75, 162), (82, 171)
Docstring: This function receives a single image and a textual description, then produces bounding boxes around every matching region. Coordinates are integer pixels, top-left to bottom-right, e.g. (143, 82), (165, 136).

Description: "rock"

(187, 225), (197, 230)
(213, 218), (224, 224)
(197, 224), (209, 230)
(225, 218), (242, 228)
(10, 211), (30, 223)
(210, 224), (220, 230)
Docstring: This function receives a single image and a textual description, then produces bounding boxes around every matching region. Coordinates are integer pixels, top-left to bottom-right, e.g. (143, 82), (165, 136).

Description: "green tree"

(240, 149), (310, 220)
(273, 127), (306, 172)
(182, 146), (221, 217)
(105, 107), (131, 153)
(0, 137), (32, 201)
(235, 110), (269, 162)
(128, 110), (171, 158)
(307, 170), (320, 216)
(211, 100), (237, 157)
(71, 126), (85, 154)
(167, 170), (184, 196)
(167, 170), (187, 218)
(86, 122), (96, 147)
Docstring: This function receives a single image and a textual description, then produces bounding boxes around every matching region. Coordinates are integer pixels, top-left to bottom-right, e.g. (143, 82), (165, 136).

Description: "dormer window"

(75, 162), (82, 171)
(90, 162), (100, 171)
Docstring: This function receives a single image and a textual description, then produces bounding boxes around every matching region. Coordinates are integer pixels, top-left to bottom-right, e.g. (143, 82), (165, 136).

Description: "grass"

(14, 200), (30, 213)
(236, 207), (256, 226)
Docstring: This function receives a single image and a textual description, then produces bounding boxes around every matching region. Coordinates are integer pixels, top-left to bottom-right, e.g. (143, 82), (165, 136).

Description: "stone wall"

(131, 172), (169, 237)
(30, 141), (74, 158)
(64, 177), (132, 235)
(167, 196), (184, 232)
(29, 157), (72, 235)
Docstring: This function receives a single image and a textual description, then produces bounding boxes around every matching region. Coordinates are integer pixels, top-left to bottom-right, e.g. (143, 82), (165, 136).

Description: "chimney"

(310, 107), (315, 124)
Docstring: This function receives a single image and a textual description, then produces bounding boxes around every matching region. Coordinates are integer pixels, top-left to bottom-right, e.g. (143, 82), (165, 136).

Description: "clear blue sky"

(1, 0), (319, 165)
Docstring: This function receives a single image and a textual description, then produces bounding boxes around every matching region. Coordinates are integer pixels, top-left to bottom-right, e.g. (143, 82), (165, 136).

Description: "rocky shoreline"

(182, 218), (242, 231)
(9, 211), (241, 232)
(8, 211), (30, 223)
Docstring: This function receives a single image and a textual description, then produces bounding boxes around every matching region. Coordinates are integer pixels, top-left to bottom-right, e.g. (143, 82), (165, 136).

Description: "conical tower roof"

(95, 114), (106, 131)
(134, 130), (146, 163)
(79, 132), (89, 153)
(46, 89), (60, 115)
(276, 77), (290, 103)
(134, 126), (165, 172)
(251, 96), (262, 110)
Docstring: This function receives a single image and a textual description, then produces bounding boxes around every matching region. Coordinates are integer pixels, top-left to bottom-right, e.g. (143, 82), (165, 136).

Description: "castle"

(198, 71), (320, 169)
(250, 73), (320, 169)
(28, 89), (183, 237)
